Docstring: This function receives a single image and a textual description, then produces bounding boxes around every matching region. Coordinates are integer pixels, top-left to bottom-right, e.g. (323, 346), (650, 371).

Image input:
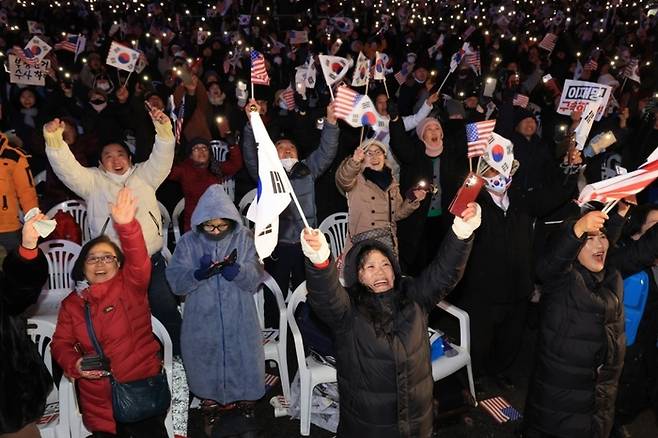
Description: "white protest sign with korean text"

(8, 54), (50, 86)
(557, 79), (611, 122)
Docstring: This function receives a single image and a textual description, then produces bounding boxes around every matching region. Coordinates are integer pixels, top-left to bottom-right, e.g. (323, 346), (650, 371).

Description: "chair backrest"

(221, 178), (236, 202)
(318, 212), (349, 258)
(287, 282), (311, 375)
(157, 201), (171, 249)
(254, 273), (287, 330)
(172, 198), (185, 244)
(26, 319), (58, 407)
(150, 316), (174, 438)
(46, 200), (92, 243)
(238, 188), (257, 228)
(210, 140), (230, 162)
(38, 239), (82, 293)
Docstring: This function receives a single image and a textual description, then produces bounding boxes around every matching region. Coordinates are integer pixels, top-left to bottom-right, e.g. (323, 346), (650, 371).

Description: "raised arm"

(389, 117), (418, 165)
(335, 150), (364, 193)
(43, 118), (95, 199)
(305, 102), (340, 179)
(241, 106), (259, 182)
(301, 229), (352, 332)
(402, 93), (438, 131)
(134, 107), (176, 188)
(111, 188), (151, 293)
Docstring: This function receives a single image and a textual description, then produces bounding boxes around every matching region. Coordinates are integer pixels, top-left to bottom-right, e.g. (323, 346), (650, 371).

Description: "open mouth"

(94, 269), (107, 276)
(593, 251), (605, 262)
(430, 136), (439, 143)
(373, 279), (389, 288)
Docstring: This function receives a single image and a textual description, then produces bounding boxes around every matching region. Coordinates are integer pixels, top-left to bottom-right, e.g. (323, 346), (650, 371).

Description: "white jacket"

(44, 121), (175, 256)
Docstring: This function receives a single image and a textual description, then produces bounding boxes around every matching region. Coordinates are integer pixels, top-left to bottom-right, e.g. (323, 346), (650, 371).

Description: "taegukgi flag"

(246, 112), (293, 259)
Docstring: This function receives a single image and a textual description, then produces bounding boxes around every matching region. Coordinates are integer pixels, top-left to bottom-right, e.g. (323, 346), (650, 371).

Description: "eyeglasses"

(202, 222), (230, 232)
(192, 145), (209, 152)
(85, 255), (118, 265)
(365, 149), (384, 157)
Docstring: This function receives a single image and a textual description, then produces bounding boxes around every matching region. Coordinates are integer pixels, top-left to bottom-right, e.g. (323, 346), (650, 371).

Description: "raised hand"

(148, 107), (169, 125)
(44, 118), (65, 134)
(110, 187), (137, 225)
(574, 211), (608, 238)
(21, 212), (47, 249)
(326, 101), (337, 125)
(352, 147), (366, 163)
(300, 228), (331, 264)
(452, 202), (482, 240)
(245, 99), (261, 117)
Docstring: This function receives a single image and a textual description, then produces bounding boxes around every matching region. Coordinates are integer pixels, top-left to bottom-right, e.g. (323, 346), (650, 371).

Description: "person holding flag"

(242, 99), (339, 325)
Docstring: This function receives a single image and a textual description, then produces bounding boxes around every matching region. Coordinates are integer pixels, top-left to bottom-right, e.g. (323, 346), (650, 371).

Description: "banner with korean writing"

(557, 79), (612, 122)
(8, 54), (50, 86)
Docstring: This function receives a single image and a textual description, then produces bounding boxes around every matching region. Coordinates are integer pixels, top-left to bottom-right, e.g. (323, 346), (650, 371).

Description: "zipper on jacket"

(1, 195), (7, 211)
(149, 211), (162, 236)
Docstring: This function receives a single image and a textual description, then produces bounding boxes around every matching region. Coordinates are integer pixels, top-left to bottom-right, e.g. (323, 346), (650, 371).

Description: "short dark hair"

(71, 236), (125, 282)
(101, 142), (133, 161)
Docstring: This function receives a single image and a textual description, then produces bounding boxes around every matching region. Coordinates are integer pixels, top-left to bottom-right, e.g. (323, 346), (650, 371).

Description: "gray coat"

(165, 185), (265, 403)
(242, 120), (339, 243)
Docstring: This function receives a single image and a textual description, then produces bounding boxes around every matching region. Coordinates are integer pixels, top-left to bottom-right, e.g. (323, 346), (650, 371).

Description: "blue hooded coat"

(166, 185), (265, 403)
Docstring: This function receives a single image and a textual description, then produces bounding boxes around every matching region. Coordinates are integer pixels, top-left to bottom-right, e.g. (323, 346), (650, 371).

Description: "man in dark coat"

(0, 213), (51, 437)
(299, 203), (481, 437)
(524, 205), (658, 438)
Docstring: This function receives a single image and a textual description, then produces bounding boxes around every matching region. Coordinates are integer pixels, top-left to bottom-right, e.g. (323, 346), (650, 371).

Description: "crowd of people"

(1, 0), (658, 437)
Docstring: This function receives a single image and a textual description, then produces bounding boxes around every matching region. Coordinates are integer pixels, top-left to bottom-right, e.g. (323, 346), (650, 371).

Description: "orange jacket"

(0, 134), (38, 233)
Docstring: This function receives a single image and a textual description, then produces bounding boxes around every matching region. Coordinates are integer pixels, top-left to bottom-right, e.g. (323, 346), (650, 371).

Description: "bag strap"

(84, 301), (105, 359)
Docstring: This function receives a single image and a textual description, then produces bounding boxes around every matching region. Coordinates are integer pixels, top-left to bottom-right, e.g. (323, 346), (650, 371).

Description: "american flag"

(11, 46), (40, 65)
(584, 59), (598, 71)
(394, 62), (413, 85)
(54, 34), (80, 53)
(623, 58), (640, 83)
(479, 397), (522, 424)
(281, 87), (296, 110)
(264, 373), (280, 390)
(538, 33), (558, 52)
(250, 50), (270, 86)
(464, 49), (481, 75)
(512, 94), (529, 108)
(175, 96), (185, 144)
(465, 120), (496, 158)
(334, 86), (360, 120)
(578, 159), (658, 206)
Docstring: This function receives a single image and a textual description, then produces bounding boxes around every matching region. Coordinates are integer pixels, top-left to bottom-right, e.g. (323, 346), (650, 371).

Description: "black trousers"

(87, 414), (167, 438)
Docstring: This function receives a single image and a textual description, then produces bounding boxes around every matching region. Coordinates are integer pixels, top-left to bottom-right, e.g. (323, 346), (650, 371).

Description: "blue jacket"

(242, 120), (339, 244)
(165, 185), (265, 403)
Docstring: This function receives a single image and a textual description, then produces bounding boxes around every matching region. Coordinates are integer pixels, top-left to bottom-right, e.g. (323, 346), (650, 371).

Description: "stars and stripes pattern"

(281, 87), (296, 110)
(250, 50), (270, 85)
(479, 397), (522, 424)
(623, 58), (641, 83)
(464, 49), (481, 75)
(584, 59), (598, 71)
(54, 34), (80, 53)
(334, 85), (360, 120)
(465, 120), (496, 158)
(394, 62), (413, 85)
(538, 33), (558, 52)
(578, 158), (658, 206)
(174, 96), (185, 144)
(11, 46), (40, 65)
(512, 94), (529, 108)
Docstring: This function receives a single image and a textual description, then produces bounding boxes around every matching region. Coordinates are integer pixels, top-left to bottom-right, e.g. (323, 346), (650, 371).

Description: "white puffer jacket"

(44, 120), (175, 256)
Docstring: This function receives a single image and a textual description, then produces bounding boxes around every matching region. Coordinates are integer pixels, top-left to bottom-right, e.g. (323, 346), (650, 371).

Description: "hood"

(343, 239), (401, 289)
(191, 184), (243, 231)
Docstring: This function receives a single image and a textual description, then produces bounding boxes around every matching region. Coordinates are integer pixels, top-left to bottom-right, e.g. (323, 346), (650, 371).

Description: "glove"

(300, 229), (331, 264)
(220, 263), (241, 281)
(209, 159), (224, 178)
(193, 254), (214, 281)
(452, 203), (482, 240)
(294, 91), (309, 114)
(387, 100), (399, 120)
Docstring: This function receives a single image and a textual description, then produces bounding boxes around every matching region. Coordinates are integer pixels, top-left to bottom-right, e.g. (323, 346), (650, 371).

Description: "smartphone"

(177, 66), (193, 85)
(449, 173), (485, 217)
(80, 354), (110, 372)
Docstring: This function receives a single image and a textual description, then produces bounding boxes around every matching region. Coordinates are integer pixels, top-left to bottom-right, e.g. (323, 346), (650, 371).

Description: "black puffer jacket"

(304, 231), (473, 437)
(0, 249), (51, 433)
(524, 215), (658, 438)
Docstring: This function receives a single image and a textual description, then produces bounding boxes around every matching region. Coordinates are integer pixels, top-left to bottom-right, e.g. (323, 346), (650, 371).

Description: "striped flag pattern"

(538, 33), (558, 52)
(250, 50), (270, 85)
(11, 46), (40, 65)
(480, 397), (522, 424)
(281, 87), (296, 110)
(334, 85), (382, 129)
(584, 59), (598, 71)
(54, 34), (80, 53)
(465, 120), (496, 158)
(464, 49), (481, 75)
(512, 94), (529, 108)
(264, 373), (280, 390)
(334, 86), (360, 120)
(578, 161), (658, 206)
(174, 96), (185, 144)
(623, 58), (641, 83)
(394, 62), (413, 85)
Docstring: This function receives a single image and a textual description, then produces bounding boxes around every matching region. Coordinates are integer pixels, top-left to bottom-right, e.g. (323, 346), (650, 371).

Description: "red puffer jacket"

(51, 219), (161, 434)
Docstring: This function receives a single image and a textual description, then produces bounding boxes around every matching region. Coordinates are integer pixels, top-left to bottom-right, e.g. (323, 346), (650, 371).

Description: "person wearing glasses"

(51, 187), (169, 437)
(166, 185), (265, 437)
(335, 139), (426, 263)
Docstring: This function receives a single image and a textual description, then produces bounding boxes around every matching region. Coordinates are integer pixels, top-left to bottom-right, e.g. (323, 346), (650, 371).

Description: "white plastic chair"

(172, 198), (185, 244)
(287, 282), (337, 436)
(318, 212), (349, 258)
(67, 316), (175, 438)
(38, 239), (81, 294)
(431, 301), (477, 406)
(238, 188), (257, 228)
(157, 201), (171, 249)
(210, 139), (230, 162)
(254, 273), (291, 403)
(46, 199), (92, 243)
(26, 318), (72, 438)
(33, 169), (47, 186)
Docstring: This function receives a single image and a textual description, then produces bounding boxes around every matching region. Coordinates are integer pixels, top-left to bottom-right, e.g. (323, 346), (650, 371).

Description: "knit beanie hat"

(416, 117), (443, 157)
(359, 139), (387, 156)
(187, 137), (211, 155)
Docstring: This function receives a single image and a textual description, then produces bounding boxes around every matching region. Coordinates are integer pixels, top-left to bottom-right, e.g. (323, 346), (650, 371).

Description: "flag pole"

(251, 82), (255, 101)
(124, 70), (133, 88)
(328, 83), (335, 100)
(602, 199), (620, 214)
(359, 77), (370, 145)
(469, 157), (473, 173)
(289, 191), (311, 229)
(382, 77), (389, 98)
(436, 71), (452, 95)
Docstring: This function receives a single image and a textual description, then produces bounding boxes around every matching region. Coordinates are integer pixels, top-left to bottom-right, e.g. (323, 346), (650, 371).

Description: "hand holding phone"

(449, 173), (485, 217)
